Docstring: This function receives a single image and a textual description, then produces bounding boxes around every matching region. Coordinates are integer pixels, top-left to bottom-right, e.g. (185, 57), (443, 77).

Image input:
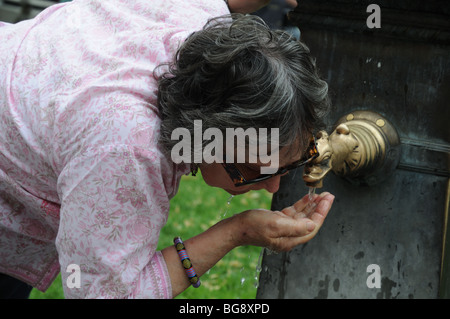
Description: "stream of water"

(229, 188), (318, 290)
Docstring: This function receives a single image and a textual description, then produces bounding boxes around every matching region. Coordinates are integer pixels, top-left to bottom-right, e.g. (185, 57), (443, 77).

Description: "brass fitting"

(303, 110), (401, 187)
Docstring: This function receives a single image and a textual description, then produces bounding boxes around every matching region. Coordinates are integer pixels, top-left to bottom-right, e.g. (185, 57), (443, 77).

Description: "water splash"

(234, 188), (318, 290)
(245, 188), (318, 289)
(253, 248), (265, 288)
(304, 187), (317, 215)
(221, 195), (235, 218)
(308, 186), (316, 201)
(239, 248), (266, 288)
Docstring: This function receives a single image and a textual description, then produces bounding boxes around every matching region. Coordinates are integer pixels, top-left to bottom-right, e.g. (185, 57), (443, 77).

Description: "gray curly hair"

(156, 14), (330, 162)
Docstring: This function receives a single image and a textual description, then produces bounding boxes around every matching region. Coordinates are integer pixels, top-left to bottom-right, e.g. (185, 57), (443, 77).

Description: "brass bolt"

(376, 119), (385, 127)
(346, 114), (354, 121)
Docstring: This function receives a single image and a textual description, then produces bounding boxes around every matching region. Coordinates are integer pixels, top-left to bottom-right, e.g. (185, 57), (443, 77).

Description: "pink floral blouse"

(0, 0), (228, 298)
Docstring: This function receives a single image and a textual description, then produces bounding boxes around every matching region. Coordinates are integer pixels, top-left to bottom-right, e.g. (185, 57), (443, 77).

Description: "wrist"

(211, 213), (244, 249)
(224, 212), (249, 248)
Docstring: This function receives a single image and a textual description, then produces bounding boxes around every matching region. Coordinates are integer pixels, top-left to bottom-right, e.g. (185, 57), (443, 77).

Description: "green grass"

(29, 173), (273, 299)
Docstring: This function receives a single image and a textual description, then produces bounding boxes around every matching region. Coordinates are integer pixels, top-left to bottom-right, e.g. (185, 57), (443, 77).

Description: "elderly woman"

(0, 0), (334, 298)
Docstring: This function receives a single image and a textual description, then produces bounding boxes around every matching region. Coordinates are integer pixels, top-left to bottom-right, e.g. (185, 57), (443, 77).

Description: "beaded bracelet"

(173, 237), (201, 288)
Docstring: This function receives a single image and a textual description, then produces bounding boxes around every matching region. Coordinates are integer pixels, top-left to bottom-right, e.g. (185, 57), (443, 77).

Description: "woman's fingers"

(281, 192), (332, 218)
(292, 193), (316, 212)
(309, 193), (334, 225)
(237, 193), (335, 252)
(269, 212), (316, 238)
(271, 193), (335, 250)
(296, 193), (335, 241)
(280, 192), (319, 218)
(265, 216), (316, 252)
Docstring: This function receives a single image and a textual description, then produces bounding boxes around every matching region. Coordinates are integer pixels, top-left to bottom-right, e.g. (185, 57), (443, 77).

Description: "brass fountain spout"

(303, 110), (401, 187)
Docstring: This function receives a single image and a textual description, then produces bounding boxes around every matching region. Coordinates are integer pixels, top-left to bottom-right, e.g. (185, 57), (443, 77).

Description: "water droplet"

(221, 195), (235, 218)
(308, 187), (316, 202)
(304, 187), (317, 215)
(252, 248), (265, 289)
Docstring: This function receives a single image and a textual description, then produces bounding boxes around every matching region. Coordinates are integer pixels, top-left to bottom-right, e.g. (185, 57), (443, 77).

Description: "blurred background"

(0, 0), (70, 22)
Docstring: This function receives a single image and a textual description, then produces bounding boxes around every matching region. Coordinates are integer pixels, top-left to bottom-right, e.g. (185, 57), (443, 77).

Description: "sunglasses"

(221, 136), (319, 187)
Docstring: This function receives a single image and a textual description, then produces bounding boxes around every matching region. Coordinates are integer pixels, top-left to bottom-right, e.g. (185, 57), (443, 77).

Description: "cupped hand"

(232, 192), (335, 252)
